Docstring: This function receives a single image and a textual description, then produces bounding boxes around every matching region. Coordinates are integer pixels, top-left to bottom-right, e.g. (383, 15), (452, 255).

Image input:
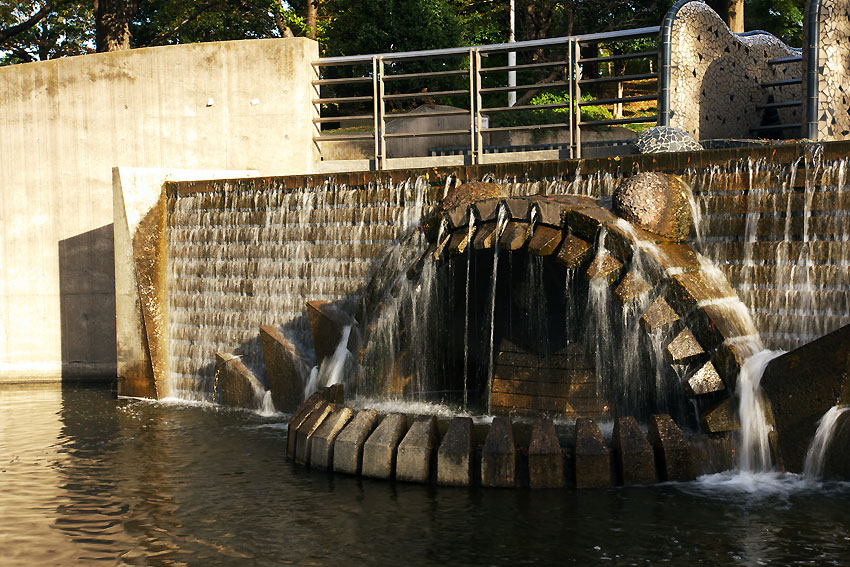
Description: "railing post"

(372, 56), (380, 170)
(475, 49), (483, 165)
(572, 37), (582, 159)
(378, 57), (387, 170)
(568, 39), (575, 159)
(312, 62), (323, 163)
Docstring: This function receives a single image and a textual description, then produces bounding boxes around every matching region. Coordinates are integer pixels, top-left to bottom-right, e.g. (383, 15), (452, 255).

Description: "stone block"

(689, 302), (757, 351)
(761, 324), (850, 472)
(295, 403), (335, 465)
(396, 415), (439, 483)
(821, 410), (850, 481)
(442, 183), (506, 213)
(613, 270), (653, 304)
(214, 353), (268, 410)
(505, 197), (531, 220)
(669, 271), (736, 314)
(555, 234), (592, 268)
(584, 252), (623, 284)
(612, 416), (657, 485)
(528, 418), (564, 488)
(447, 227), (476, 255)
(499, 221), (532, 251)
(431, 230), (451, 261)
(437, 417), (474, 486)
(690, 433), (735, 475)
(481, 416), (516, 487)
(361, 413), (408, 479)
(533, 199), (566, 227)
(574, 418), (611, 488)
(665, 328), (705, 364)
(307, 300), (353, 365)
(446, 204), (471, 229)
(333, 409), (380, 475)
(472, 221), (499, 250)
(260, 325), (308, 413)
(527, 226), (563, 256)
(324, 383), (345, 404)
(640, 296), (680, 333)
(684, 361), (726, 396)
(565, 206), (619, 241)
(310, 405), (355, 470)
(647, 414), (695, 481)
(473, 198), (502, 222)
(287, 392), (326, 458)
(700, 397), (740, 433)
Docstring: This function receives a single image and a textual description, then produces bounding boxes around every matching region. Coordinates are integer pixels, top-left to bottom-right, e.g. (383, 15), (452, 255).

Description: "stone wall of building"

(663, 0), (801, 140)
(804, 0), (850, 140)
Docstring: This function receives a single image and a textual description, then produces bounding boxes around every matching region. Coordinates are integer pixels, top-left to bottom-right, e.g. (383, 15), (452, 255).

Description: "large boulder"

(613, 172), (693, 241)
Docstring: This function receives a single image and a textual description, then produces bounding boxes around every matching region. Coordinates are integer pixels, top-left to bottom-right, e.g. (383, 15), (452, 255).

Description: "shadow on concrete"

(58, 224), (117, 383)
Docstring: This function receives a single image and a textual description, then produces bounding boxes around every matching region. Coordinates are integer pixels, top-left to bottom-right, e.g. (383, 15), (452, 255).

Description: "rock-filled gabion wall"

(662, 0), (802, 140)
(804, 0), (850, 140)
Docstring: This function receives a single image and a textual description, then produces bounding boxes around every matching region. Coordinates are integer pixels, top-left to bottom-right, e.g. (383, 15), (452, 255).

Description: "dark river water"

(2, 384), (850, 567)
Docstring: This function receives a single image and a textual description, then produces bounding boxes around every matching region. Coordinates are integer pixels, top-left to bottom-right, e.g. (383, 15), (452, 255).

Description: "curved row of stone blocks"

(286, 386), (731, 488)
(417, 194), (762, 436)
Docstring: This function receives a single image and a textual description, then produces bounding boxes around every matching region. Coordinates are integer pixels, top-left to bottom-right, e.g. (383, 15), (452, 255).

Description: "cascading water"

(803, 405), (850, 478)
(735, 349), (785, 472)
(166, 177), (431, 405)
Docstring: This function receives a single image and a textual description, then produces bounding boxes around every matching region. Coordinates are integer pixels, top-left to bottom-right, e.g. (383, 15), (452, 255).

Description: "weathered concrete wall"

(0, 38), (318, 383)
(664, 0), (802, 140)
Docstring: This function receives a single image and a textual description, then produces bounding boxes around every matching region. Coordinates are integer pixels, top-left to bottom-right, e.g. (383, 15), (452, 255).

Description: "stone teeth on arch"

(554, 234), (592, 268)
(665, 328), (706, 364)
(640, 295), (680, 333)
(584, 252), (623, 285)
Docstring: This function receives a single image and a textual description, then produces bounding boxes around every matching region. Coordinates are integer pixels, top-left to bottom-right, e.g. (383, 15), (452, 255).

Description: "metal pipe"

(805, 0), (821, 141)
(508, 0), (516, 107)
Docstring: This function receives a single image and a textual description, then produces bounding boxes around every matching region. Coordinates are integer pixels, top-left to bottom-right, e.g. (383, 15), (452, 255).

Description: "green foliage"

(745, 0), (805, 47)
(489, 90), (614, 128)
(1, 1), (95, 65)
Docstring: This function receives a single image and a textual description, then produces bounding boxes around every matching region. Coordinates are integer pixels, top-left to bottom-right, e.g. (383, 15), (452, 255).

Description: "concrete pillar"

(612, 416), (657, 485)
(310, 406), (355, 469)
(437, 417), (474, 486)
(574, 417), (611, 488)
(647, 414), (696, 481)
(333, 409), (381, 475)
(362, 414), (409, 479)
(287, 391), (326, 458)
(481, 416), (516, 487)
(294, 403), (335, 465)
(396, 415), (439, 483)
(528, 418), (564, 488)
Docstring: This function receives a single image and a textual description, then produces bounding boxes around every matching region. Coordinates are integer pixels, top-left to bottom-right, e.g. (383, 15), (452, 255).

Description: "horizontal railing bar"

(578, 72), (657, 85)
(312, 76), (373, 86)
(578, 94), (657, 106)
(580, 115), (657, 126)
(384, 129), (471, 138)
(382, 89), (469, 101)
(755, 100), (802, 110)
(482, 102), (572, 113)
(578, 50), (657, 64)
(768, 56), (803, 65)
(383, 69), (470, 80)
(314, 26), (660, 65)
(313, 95), (373, 104)
(312, 114), (373, 124)
(385, 109), (470, 118)
(480, 81), (569, 94)
(761, 78), (803, 87)
(483, 123), (570, 133)
(481, 61), (566, 73)
(313, 133), (375, 141)
(750, 122), (802, 132)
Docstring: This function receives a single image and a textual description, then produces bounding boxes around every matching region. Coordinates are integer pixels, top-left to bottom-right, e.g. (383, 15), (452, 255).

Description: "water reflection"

(2, 384), (850, 566)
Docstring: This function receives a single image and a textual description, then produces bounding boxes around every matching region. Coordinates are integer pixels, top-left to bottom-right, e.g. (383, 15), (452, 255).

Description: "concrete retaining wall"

(0, 38), (318, 382)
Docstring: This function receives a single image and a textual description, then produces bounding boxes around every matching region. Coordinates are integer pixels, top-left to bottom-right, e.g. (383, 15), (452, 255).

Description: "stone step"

(170, 241), (390, 261)
(719, 264), (849, 289)
(170, 258), (374, 280)
(698, 214), (850, 241)
(697, 190), (850, 216)
(700, 241), (850, 264)
(168, 223), (401, 245)
(169, 275), (365, 297)
(492, 367), (596, 384)
(489, 392), (605, 415)
(491, 378), (599, 398)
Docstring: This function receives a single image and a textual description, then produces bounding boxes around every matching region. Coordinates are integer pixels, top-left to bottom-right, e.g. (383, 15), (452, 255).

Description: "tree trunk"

(95, 0), (138, 52)
(306, 0), (318, 40)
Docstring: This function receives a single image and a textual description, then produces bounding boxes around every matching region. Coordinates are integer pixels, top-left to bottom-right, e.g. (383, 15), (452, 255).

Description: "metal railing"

(312, 26), (660, 170)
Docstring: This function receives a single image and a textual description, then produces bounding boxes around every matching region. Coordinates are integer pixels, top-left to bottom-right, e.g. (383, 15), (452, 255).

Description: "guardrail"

(312, 26), (660, 170)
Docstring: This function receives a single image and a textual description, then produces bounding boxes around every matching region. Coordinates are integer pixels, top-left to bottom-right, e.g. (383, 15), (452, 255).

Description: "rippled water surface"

(3, 384), (850, 566)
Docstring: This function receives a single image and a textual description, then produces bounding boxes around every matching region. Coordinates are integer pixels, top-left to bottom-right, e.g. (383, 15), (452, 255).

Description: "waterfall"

(735, 349), (784, 472)
(485, 205), (509, 409)
(803, 405), (850, 478)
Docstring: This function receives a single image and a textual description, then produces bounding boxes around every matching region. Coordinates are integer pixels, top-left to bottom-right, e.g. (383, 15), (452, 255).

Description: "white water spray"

(736, 349), (784, 472)
(803, 405), (849, 478)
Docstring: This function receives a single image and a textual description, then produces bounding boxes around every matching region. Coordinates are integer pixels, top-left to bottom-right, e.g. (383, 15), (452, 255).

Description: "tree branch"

(148, 1), (221, 45)
(0, 3), (54, 46)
